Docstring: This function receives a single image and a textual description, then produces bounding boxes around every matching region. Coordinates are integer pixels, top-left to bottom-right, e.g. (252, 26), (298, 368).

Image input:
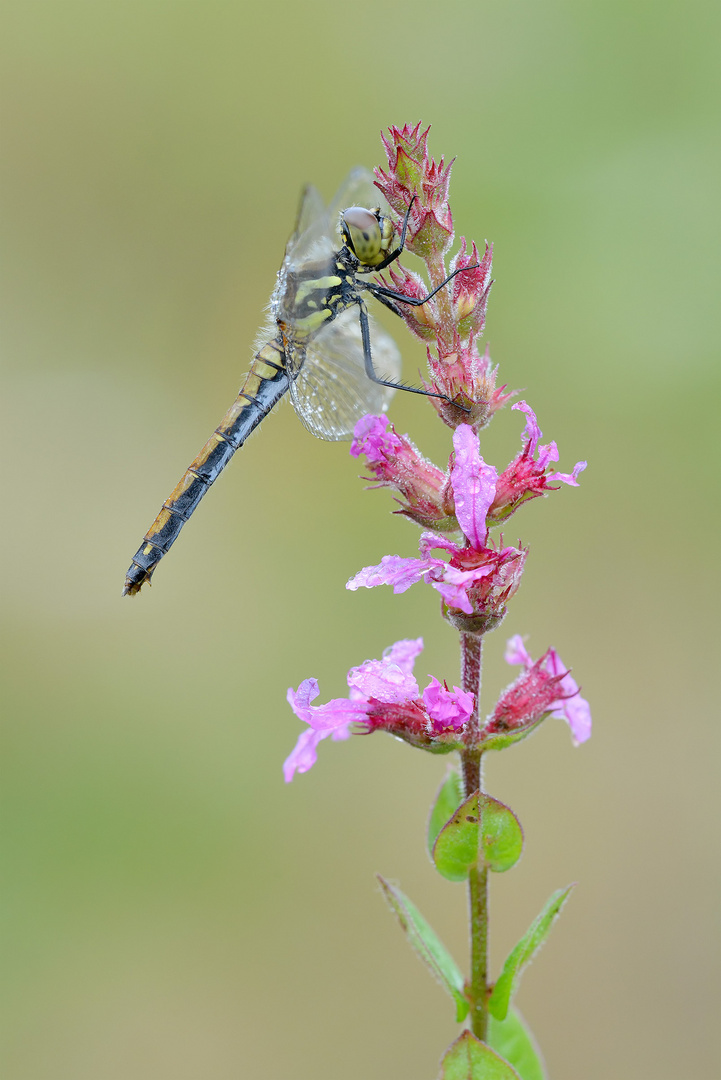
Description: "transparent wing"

(326, 166), (390, 219)
(286, 184), (325, 254)
(283, 167), (391, 275)
(289, 307), (402, 441)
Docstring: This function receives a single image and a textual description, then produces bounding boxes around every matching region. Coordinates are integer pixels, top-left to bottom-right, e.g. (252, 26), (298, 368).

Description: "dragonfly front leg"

(364, 260), (480, 309)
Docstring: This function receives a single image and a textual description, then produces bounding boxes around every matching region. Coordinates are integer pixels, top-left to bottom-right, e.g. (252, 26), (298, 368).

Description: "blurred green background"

(1, 1), (718, 1077)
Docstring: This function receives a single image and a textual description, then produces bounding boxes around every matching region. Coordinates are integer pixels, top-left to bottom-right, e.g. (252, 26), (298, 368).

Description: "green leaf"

(439, 1031), (521, 1079)
(478, 795), (524, 873)
(489, 886), (575, 1021)
(432, 792), (524, 882)
(432, 791), (481, 881)
(377, 876), (469, 1022)
(428, 769), (464, 857)
(487, 1009), (548, 1080)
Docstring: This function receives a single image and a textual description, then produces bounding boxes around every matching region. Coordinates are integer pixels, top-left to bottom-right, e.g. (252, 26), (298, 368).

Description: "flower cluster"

(284, 634), (591, 779)
(349, 403), (586, 628)
(284, 123), (592, 775)
(374, 124), (501, 427)
(284, 639), (474, 781)
(350, 414), (573, 629)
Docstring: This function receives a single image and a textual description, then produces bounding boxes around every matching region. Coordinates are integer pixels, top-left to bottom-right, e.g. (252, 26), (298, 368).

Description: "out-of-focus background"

(1, 1), (717, 1077)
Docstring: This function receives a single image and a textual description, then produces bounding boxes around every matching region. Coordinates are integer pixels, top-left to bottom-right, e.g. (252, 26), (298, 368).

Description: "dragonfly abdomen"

(123, 340), (290, 595)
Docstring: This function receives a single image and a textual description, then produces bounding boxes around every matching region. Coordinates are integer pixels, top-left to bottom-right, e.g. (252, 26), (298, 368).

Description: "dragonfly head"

(340, 206), (394, 267)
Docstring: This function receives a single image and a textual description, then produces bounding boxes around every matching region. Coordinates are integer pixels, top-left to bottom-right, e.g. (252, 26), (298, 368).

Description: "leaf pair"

(428, 772), (524, 881)
(378, 876), (571, 1077)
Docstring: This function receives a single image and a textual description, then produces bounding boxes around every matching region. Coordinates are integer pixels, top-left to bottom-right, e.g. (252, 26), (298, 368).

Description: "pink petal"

(350, 414), (402, 462)
(303, 697), (370, 732)
(546, 648), (592, 744)
(504, 635), (533, 668)
(418, 531), (463, 558)
(382, 638), (424, 675)
(551, 460), (587, 486)
(348, 657), (419, 703)
(432, 579), (474, 614)
(283, 728), (325, 782)
(512, 401), (541, 454)
(559, 692), (592, 745)
(451, 425), (498, 550)
(286, 678), (320, 722)
(422, 677), (474, 731)
(536, 440), (560, 470)
(347, 555), (441, 594)
(430, 563), (496, 615)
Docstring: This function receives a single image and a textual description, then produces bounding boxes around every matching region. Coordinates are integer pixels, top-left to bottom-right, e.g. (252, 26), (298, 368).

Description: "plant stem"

(460, 631), (488, 1041)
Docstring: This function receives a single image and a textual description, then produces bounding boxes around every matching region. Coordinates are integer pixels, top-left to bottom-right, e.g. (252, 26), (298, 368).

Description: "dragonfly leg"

(364, 261), (480, 308)
(356, 302), (469, 411)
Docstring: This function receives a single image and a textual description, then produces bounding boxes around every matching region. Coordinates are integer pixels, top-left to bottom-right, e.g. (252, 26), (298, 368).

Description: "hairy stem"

(460, 631), (488, 1041)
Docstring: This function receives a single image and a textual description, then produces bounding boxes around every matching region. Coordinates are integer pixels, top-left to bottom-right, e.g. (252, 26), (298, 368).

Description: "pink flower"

(284, 639), (475, 780)
(350, 415), (450, 531)
(488, 402), (587, 524)
(348, 425), (526, 623)
(483, 635), (591, 745)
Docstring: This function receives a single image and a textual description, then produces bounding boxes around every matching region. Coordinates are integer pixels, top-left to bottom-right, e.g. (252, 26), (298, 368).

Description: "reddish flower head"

(482, 635), (592, 746)
(426, 341), (514, 431)
(350, 415), (451, 531)
(375, 123), (455, 258)
(488, 402), (587, 524)
(449, 238), (494, 339)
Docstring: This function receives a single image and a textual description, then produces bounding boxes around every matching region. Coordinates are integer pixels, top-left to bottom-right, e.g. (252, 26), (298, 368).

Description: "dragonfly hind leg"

(355, 302), (468, 411)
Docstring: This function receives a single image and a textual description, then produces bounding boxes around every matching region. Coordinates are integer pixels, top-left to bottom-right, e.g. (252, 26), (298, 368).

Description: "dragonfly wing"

(289, 307), (402, 441)
(286, 184), (325, 254)
(283, 168), (393, 276)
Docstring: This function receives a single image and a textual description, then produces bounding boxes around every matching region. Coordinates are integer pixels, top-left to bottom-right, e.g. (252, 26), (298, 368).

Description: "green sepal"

(432, 791), (524, 882)
(427, 769), (464, 858)
(439, 1031), (521, 1079)
(487, 1008), (548, 1080)
(377, 876), (469, 1022)
(481, 715), (549, 753)
(489, 886), (575, 1021)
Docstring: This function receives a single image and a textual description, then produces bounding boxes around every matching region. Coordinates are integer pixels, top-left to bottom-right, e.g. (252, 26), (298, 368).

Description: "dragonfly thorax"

(340, 206), (395, 268)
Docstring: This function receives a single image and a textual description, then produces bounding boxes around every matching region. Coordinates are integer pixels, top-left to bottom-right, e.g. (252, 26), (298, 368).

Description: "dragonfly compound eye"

(341, 207), (385, 266)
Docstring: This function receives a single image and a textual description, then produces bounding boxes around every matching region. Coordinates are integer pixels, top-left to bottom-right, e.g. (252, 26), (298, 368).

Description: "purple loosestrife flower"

(482, 635), (592, 746)
(488, 402), (587, 524)
(284, 639), (475, 780)
(348, 425), (526, 629)
(350, 415), (451, 532)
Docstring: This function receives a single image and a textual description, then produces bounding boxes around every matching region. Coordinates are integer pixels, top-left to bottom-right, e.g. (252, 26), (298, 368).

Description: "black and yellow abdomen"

(123, 340), (289, 595)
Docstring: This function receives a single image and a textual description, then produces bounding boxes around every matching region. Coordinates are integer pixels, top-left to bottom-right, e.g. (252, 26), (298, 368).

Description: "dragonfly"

(123, 168), (472, 595)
